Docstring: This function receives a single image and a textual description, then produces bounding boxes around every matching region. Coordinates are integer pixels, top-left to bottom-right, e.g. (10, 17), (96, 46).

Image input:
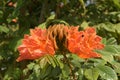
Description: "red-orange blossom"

(67, 27), (104, 58)
(16, 28), (55, 62)
(17, 25), (104, 62)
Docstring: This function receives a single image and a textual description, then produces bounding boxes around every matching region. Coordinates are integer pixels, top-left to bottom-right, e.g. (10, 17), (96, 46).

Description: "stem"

(62, 52), (76, 80)
(0, 73), (3, 80)
(39, 0), (48, 23)
(79, 0), (86, 16)
(55, 3), (60, 18)
(81, 59), (88, 80)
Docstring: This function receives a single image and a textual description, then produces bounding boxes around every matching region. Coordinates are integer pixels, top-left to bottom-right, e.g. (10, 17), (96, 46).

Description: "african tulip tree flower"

(16, 28), (55, 62)
(17, 24), (104, 62)
(67, 27), (104, 58)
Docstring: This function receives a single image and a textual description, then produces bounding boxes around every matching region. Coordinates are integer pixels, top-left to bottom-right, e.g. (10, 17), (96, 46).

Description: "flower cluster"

(17, 24), (104, 62)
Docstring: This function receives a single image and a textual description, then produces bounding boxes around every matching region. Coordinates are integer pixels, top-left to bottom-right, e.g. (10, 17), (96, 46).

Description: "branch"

(39, 0), (48, 23)
(62, 52), (77, 80)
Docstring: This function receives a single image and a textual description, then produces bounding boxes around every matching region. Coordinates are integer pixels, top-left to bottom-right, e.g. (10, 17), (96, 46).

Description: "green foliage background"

(0, 0), (120, 80)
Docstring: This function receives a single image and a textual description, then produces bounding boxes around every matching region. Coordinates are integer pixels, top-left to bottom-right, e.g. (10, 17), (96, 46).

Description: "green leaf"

(49, 66), (61, 78)
(89, 58), (106, 66)
(27, 63), (35, 70)
(106, 38), (117, 45)
(62, 0), (68, 5)
(0, 10), (3, 18)
(71, 54), (84, 67)
(97, 65), (118, 80)
(34, 64), (40, 77)
(38, 54), (63, 69)
(62, 64), (70, 78)
(102, 54), (114, 63)
(0, 56), (3, 60)
(81, 21), (89, 29)
(0, 25), (9, 33)
(46, 55), (56, 68)
(57, 59), (64, 69)
(101, 45), (120, 56)
(96, 49), (113, 56)
(110, 61), (120, 74)
(113, 45), (120, 54)
(39, 65), (52, 79)
(115, 23), (120, 34)
(84, 68), (99, 80)
(46, 14), (55, 21)
(52, 55), (63, 69)
(101, 38), (107, 44)
(79, 0), (84, 6)
(96, 49), (114, 63)
(104, 45), (119, 55)
(23, 68), (29, 75)
(9, 37), (22, 51)
(38, 22), (46, 29)
(113, 0), (120, 9)
(39, 56), (48, 69)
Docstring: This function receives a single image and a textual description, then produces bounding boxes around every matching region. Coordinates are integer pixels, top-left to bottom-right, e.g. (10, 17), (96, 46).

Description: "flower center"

(47, 24), (68, 50)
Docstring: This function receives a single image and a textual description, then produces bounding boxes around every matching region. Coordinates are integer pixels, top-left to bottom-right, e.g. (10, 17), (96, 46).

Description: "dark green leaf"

(9, 37), (22, 51)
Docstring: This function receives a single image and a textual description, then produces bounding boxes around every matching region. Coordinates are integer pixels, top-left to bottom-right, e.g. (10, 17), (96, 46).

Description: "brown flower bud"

(47, 24), (69, 50)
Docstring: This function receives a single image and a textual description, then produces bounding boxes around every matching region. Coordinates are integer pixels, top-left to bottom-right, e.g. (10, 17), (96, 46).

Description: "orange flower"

(8, 2), (14, 7)
(8, 2), (16, 7)
(16, 28), (55, 62)
(67, 27), (104, 58)
(12, 19), (17, 23)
